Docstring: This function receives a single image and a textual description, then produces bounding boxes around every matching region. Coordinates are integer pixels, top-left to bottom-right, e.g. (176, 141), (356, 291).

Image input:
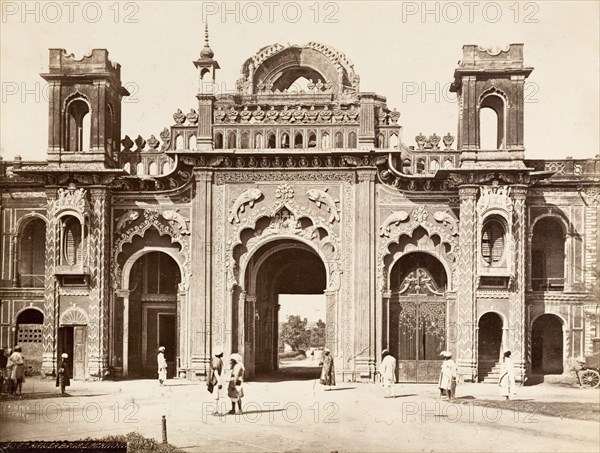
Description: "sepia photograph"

(0, 1), (599, 452)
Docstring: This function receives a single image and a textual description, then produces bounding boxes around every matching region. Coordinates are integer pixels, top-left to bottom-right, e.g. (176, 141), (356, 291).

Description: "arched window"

(227, 132), (237, 149)
(294, 132), (303, 149)
(65, 98), (90, 152)
(416, 158), (426, 174)
(532, 218), (566, 291)
(188, 135), (197, 151)
(481, 217), (505, 266)
(377, 133), (385, 149)
(19, 218), (46, 287)
(389, 133), (398, 149)
(16, 308), (43, 346)
(136, 162), (144, 175)
(281, 133), (290, 149)
(148, 161), (158, 175)
(479, 94), (505, 149)
(334, 132), (343, 149)
(308, 132), (317, 148)
(429, 159), (439, 173)
(443, 158), (453, 169)
(402, 159), (411, 174)
(267, 133), (276, 149)
(255, 133), (263, 149)
(123, 162), (131, 174)
(175, 134), (184, 150)
(348, 131), (357, 148)
(241, 132), (250, 149)
(321, 132), (330, 149)
(61, 216), (83, 266)
(214, 132), (223, 149)
(161, 161), (171, 175)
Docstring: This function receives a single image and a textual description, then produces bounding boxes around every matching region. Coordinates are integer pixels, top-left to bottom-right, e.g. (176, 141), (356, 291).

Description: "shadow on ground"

(253, 365), (321, 382)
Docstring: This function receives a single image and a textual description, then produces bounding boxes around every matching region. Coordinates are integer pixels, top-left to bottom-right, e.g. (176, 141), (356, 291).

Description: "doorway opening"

(532, 314), (564, 374)
(58, 325), (86, 380)
(127, 250), (180, 378)
(242, 239), (328, 380)
(477, 312), (503, 382)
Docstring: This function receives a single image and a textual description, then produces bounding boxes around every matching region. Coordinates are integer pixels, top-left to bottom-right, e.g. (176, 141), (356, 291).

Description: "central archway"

(241, 239), (327, 378)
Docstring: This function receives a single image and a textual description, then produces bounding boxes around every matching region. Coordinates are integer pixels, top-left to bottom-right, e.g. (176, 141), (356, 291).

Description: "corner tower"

(450, 44), (533, 167)
(194, 23), (220, 150)
(41, 49), (130, 168)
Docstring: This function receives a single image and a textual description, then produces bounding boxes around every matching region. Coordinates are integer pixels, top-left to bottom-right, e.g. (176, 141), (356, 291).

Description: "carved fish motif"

(307, 188), (340, 223)
(433, 211), (458, 235)
(229, 188), (263, 223)
(379, 210), (409, 237)
(162, 209), (189, 234)
(115, 210), (139, 232)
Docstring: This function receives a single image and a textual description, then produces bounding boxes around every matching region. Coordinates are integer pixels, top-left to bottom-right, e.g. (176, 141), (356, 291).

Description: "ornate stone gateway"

(3, 37), (598, 384)
(389, 260), (447, 383)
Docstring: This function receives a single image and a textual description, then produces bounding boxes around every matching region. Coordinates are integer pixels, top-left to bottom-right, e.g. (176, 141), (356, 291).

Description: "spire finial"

(200, 22), (214, 59)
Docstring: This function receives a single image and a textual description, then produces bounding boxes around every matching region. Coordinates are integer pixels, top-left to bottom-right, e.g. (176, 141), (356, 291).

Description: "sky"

(1, 1), (598, 161)
(279, 294), (326, 324)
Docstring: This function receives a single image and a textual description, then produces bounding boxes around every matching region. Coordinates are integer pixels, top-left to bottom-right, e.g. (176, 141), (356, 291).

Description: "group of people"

(0, 346), (26, 396)
(155, 345), (518, 410)
(0, 346), (71, 397)
(437, 349), (517, 400)
(156, 346), (246, 416)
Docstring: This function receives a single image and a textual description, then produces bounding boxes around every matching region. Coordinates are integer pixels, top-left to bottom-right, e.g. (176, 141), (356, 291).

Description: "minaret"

(194, 23), (220, 151)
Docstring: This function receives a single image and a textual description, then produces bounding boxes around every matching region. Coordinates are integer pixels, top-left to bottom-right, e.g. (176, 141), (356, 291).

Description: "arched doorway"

(532, 314), (564, 374)
(241, 239), (327, 378)
(477, 312), (503, 382)
(127, 251), (181, 378)
(389, 252), (447, 382)
(15, 308), (44, 374)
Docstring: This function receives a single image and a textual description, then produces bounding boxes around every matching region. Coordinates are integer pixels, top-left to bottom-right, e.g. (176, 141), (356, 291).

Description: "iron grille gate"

(389, 268), (447, 383)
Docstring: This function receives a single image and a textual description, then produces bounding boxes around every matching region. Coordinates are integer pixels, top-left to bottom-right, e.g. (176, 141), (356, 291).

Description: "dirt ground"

(1, 362), (598, 452)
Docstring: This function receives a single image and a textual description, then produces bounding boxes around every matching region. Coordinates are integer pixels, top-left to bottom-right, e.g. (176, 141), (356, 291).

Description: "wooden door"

(73, 326), (86, 379)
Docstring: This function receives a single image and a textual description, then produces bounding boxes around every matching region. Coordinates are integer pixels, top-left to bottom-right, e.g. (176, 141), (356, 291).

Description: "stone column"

(382, 290), (391, 351)
(244, 294), (256, 378)
(116, 289), (130, 376)
(324, 290), (337, 355)
(11, 234), (18, 287)
(89, 188), (111, 378)
(41, 188), (59, 376)
(354, 169), (377, 379)
(197, 95), (215, 151)
(358, 95), (376, 149)
(510, 185), (528, 382)
(526, 232), (533, 291)
(456, 185), (478, 381)
(189, 170), (213, 378)
(177, 287), (187, 377)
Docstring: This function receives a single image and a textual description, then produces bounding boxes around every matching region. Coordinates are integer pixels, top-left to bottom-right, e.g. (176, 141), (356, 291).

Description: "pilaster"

(353, 169), (376, 379)
(457, 185), (478, 381)
(510, 185), (527, 381)
(88, 187), (111, 378)
(189, 170), (213, 377)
